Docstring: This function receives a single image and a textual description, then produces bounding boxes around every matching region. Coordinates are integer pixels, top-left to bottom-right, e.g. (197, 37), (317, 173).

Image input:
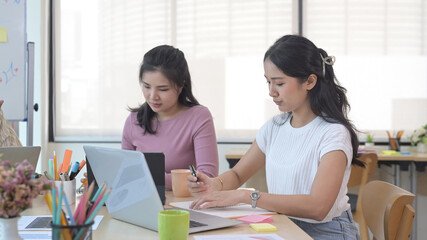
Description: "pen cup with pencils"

(51, 221), (94, 240)
(53, 178), (76, 205)
(45, 181), (110, 240)
(387, 130), (403, 152)
(388, 138), (400, 152)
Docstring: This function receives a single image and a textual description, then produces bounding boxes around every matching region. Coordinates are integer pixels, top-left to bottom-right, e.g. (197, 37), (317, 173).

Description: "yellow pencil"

(79, 179), (88, 189)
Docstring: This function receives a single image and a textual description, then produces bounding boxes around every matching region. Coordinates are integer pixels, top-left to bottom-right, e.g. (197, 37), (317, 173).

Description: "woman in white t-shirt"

(187, 35), (363, 240)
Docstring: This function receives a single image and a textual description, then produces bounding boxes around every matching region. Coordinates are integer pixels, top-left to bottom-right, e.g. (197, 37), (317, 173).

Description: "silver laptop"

(83, 145), (241, 233)
(0, 146), (41, 167)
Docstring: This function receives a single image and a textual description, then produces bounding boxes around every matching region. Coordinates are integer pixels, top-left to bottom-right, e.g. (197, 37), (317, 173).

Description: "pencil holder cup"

(388, 137), (400, 152)
(53, 179), (76, 205)
(51, 221), (94, 240)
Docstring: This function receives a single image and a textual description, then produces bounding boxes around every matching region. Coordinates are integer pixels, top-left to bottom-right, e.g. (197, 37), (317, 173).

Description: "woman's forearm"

(215, 169), (243, 191)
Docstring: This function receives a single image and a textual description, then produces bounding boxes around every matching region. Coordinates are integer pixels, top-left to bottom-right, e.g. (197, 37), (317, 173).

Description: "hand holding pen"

(189, 165), (199, 184)
(186, 168), (218, 198)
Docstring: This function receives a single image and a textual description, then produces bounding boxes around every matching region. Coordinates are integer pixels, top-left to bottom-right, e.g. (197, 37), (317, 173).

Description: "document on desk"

(18, 215), (104, 230)
(19, 231), (52, 240)
(169, 201), (275, 219)
(193, 233), (285, 240)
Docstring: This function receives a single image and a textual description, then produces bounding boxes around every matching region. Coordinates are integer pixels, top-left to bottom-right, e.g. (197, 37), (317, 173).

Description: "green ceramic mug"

(158, 209), (190, 240)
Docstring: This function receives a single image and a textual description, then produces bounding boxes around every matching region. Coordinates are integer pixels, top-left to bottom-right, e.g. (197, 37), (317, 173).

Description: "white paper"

(18, 215), (104, 230)
(169, 201), (275, 218)
(193, 233), (285, 240)
(19, 231), (52, 240)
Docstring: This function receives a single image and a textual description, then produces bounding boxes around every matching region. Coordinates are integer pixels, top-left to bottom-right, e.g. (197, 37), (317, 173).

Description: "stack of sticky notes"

(249, 223), (277, 232)
(381, 150), (401, 156)
(236, 214), (273, 224)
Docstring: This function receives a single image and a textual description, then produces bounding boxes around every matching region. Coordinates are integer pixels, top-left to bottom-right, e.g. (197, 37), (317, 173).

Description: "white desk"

(22, 191), (313, 240)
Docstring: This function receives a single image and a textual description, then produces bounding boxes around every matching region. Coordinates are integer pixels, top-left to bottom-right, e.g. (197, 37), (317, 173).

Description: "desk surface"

(225, 148), (427, 162)
(23, 192), (312, 240)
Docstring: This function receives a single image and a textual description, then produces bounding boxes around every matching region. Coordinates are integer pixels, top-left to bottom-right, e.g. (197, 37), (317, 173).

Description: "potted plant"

(409, 124), (427, 153)
(0, 158), (50, 239)
(365, 133), (374, 147)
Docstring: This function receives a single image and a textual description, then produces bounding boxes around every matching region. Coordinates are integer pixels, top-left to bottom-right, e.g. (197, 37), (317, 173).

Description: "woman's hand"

(81, 172), (88, 184)
(80, 172), (88, 191)
(189, 189), (249, 210)
(187, 171), (217, 197)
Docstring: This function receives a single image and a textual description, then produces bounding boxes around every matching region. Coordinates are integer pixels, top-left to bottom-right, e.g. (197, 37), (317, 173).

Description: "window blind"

(55, 0), (292, 141)
(305, 0), (427, 139)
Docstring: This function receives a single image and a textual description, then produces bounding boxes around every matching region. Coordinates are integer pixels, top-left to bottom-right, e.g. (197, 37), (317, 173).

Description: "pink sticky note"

(236, 214), (273, 224)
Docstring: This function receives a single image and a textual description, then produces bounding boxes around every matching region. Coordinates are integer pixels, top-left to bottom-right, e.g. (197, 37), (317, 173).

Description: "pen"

(78, 160), (86, 171)
(69, 161), (80, 180)
(44, 171), (53, 180)
(75, 160), (86, 177)
(189, 165), (199, 184)
(64, 171), (71, 181)
(60, 172), (66, 181)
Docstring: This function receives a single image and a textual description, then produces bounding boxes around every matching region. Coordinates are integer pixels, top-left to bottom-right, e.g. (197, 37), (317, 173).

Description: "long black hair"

(264, 35), (364, 167)
(130, 45), (199, 134)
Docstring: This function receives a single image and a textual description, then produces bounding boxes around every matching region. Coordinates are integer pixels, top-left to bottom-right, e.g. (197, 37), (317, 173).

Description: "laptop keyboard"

(190, 220), (208, 228)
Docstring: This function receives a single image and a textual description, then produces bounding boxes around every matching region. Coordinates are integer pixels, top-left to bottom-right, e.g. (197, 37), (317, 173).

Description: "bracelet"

(217, 177), (224, 191)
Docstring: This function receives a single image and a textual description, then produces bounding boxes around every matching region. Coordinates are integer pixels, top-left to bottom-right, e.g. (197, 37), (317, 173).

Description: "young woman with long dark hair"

(123, 45), (219, 190)
(187, 35), (360, 240)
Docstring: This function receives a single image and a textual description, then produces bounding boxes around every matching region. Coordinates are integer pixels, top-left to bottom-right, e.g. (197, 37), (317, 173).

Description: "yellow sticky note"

(0, 28), (7, 42)
(249, 223), (277, 232)
(381, 150), (401, 156)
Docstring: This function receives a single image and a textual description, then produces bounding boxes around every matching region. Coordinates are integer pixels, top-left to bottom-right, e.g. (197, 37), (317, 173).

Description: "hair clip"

(320, 54), (336, 77)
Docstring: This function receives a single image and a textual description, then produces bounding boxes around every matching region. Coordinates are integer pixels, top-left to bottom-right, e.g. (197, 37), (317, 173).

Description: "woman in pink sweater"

(122, 45), (219, 190)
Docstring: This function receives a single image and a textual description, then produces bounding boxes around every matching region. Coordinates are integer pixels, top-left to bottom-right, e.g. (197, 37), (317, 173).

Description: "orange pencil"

(397, 130), (404, 140)
(53, 151), (58, 180)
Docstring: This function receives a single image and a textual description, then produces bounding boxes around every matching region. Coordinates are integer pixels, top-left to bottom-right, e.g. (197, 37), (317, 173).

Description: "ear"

(178, 86), (183, 95)
(306, 74), (317, 91)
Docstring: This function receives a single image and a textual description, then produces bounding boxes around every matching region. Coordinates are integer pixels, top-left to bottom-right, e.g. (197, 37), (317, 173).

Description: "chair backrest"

(347, 153), (378, 240)
(362, 180), (415, 240)
(348, 153), (378, 188)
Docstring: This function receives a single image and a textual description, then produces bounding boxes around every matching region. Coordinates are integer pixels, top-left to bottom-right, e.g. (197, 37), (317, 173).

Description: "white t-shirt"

(256, 113), (352, 223)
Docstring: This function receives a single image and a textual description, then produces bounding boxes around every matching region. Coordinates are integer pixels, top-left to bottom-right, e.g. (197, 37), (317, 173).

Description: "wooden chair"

(347, 153), (378, 240)
(362, 180), (415, 240)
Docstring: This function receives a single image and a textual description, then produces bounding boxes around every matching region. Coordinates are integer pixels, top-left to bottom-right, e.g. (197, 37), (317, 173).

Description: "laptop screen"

(0, 146), (41, 168)
(86, 151), (165, 205)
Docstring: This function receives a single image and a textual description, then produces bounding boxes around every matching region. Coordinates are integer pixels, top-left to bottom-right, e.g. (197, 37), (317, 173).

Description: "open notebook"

(169, 201), (275, 219)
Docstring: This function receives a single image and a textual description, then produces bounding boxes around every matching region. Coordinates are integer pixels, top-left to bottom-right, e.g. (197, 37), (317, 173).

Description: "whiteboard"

(0, 0), (27, 121)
